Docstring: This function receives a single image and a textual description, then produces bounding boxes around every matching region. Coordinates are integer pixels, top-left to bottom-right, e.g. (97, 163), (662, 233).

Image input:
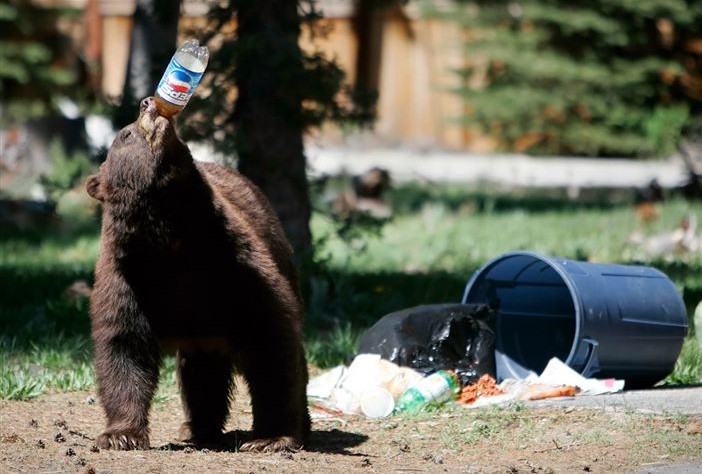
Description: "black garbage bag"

(357, 303), (495, 386)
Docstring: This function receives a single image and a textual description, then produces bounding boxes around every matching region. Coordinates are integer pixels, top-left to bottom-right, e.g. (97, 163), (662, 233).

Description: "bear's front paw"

(240, 436), (302, 453)
(96, 429), (149, 450)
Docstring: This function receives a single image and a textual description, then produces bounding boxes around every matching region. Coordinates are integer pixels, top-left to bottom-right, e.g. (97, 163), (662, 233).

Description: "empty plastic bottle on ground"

(394, 370), (460, 413)
(154, 39), (209, 117)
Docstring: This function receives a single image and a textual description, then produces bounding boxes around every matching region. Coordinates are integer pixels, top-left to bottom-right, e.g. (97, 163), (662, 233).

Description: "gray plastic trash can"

(462, 251), (688, 388)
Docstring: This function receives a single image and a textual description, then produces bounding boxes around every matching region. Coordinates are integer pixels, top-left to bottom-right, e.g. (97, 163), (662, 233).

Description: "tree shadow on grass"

(158, 428), (369, 455)
(0, 264), (93, 340)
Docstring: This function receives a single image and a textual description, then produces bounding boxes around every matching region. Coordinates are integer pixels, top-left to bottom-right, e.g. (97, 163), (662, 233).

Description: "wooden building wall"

(40, 0), (490, 151)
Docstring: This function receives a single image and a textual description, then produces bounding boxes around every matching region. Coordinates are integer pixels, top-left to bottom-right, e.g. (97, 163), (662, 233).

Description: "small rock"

(75, 458), (87, 467)
(83, 467), (96, 474)
(28, 419), (39, 428)
(183, 446), (195, 454)
(399, 444), (411, 453)
(65, 447), (76, 457)
(54, 432), (66, 443)
(85, 395), (97, 405)
(422, 454), (443, 464)
(89, 444), (100, 453)
(360, 458), (372, 468)
(36, 440), (46, 449)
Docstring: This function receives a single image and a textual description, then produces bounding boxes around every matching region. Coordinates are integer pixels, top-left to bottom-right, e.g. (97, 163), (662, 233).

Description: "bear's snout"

(137, 96), (171, 150)
(140, 97), (158, 116)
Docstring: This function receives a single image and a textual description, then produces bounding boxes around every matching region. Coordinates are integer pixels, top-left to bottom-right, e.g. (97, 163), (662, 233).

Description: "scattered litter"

(309, 353), (625, 416)
(458, 358), (624, 408)
(523, 384), (579, 401)
(394, 370), (460, 413)
(457, 374), (504, 405)
(360, 387), (395, 418)
(533, 357), (624, 396)
(307, 354), (423, 419)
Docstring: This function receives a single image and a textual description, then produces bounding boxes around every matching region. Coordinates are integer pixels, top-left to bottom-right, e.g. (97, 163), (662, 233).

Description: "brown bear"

(86, 96), (310, 453)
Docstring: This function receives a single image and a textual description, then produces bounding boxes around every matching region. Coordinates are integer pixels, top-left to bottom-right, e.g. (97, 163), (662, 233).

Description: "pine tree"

(179, 0), (373, 260)
(112, 0), (180, 129)
(0, 1), (80, 124)
(435, 0), (702, 156)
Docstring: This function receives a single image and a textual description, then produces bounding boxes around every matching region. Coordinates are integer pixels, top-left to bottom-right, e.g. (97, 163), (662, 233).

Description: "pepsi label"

(156, 57), (204, 107)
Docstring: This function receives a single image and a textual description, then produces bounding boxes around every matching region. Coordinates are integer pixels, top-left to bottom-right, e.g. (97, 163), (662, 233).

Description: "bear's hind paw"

(239, 435), (302, 453)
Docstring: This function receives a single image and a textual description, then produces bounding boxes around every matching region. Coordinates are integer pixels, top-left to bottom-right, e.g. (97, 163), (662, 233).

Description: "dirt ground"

(2, 380), (702, 474)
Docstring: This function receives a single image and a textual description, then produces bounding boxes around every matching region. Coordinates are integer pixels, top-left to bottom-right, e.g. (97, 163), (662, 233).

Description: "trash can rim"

(461, 250), (583, 368)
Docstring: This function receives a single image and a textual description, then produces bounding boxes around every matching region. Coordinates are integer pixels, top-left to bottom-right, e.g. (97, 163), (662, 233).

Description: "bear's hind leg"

(237, 334), (310, 453)
(177, 349), (234, 444)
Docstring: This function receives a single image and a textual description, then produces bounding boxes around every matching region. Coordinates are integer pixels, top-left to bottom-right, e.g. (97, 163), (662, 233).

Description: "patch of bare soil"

(2, 382), (702, 473)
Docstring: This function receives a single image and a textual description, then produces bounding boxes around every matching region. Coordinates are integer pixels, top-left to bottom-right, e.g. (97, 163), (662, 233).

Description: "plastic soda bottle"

(154, 39), (209, 117)
(394, 370), (460, 413)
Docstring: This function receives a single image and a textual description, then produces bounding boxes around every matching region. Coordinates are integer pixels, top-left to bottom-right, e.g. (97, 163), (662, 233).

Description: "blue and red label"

(156, 58), (204, 107)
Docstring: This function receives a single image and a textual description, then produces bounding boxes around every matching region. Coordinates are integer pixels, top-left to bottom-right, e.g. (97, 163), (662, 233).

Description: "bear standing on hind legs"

(86, 97), (310, 452)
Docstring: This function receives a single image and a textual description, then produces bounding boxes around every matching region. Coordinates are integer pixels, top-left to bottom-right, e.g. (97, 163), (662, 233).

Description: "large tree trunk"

(233, 0), (312, 261)
(114, 0), (180, 128)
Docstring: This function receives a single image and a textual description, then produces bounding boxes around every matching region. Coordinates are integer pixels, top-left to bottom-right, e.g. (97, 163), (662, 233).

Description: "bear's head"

(86, 97), (190, 204)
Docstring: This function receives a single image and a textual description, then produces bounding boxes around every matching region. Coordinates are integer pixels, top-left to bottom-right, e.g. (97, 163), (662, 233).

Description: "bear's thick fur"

(86, 97), (309, 452)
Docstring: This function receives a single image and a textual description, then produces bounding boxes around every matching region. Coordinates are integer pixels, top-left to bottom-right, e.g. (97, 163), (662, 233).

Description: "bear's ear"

(86, 173), (104, 202)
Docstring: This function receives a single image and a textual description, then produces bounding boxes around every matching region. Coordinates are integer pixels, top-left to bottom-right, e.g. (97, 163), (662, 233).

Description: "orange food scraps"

(457, 374), (504, 405)
(524, 384), (578, 401)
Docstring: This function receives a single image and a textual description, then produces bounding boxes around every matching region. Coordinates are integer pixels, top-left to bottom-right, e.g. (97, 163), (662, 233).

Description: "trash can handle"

(580, 337), (600, 378)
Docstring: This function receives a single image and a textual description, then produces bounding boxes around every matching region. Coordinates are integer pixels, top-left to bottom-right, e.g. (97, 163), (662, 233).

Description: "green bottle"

(394, 370), (461, 413)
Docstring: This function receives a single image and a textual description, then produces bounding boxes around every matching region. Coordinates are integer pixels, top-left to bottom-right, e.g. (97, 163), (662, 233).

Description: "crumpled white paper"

(531, 357), (625, 395)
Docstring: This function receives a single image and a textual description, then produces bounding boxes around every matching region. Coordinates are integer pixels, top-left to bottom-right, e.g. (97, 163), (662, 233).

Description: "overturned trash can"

(462, 251), (688, 388)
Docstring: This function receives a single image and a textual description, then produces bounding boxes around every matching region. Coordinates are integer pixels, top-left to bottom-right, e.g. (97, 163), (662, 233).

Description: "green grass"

(0, 335), (94, 400)
(1, 183), (702, 399)
(305, 323), (362, 368)
(665, 338), (702, 385)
